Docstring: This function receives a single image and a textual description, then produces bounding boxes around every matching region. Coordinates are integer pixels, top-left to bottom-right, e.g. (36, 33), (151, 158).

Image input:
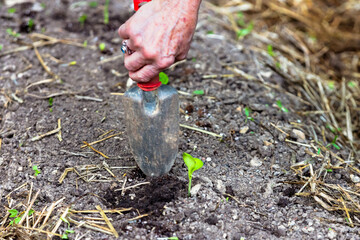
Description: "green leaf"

(14, 217), (21, 224)
(236, 21), (253, 38)
(28, 209), (35, 216)
(32, 165), (41, 176)
(104, 0), (110, 24)
(275, 62), (281, 69)
(317, 148), (321, 155)
(276, 100), (289, 112)
(192, 90), (204, 95)
(267, 45), (275, 57)
(347, 81), (356, 88)
(331, 143), (340, 150)
(99, 43), (106, 51)
(159, 72), (169, 85)
(237, 12), (245, 26)
(89, 1), (98, 7)
(206, 30), (214, 35)
(0, 44), (3, 51)
(83, 40), (88, 47)
(8, 209), (19, 218)
(48, 97), (53, 107)
(244, 107), (250, 118)
(183, 153), (203, 177)
(78, 14), (87, 25)
(61, 234), (69, 239)
(168, 237), (179, 240)
(8, 8), (16, 13)
(65, 229), (75, 234)
(326, 169), (333, 172)
(28, 19), (34, 29)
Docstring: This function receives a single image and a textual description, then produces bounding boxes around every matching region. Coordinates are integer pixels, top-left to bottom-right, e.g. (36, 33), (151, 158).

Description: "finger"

(118, 23), (130, 39)
(129, 65), (159, 83)
(124, 51), (148, 72)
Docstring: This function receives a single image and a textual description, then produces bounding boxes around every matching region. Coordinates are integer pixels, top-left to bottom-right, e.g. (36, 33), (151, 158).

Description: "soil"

(0, 1), (358, 240)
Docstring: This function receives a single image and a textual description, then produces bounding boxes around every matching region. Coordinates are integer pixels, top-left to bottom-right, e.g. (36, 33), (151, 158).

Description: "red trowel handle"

(134, 0), (152, 11)
(133, 0), (161, 91)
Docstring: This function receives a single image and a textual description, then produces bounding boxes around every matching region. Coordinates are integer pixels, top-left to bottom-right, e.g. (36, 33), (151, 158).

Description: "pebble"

(350, 174), (360, 183)
(277, 225), (287, 236)
(206, 157), (212, 162)
(190, 184), (201, 196)
(215, 179), (226, 194)
(0, 157), (3, 165)
(2, 65), (16, 72)
(291, 129), (306, 141)
(327, 229), (337, 239)
(250, 157), (262, 167)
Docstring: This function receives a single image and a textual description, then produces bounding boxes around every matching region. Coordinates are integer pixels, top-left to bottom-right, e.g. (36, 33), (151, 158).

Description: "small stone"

(206, 157), (212, 162)
(240, 126), (249, 134)
(215, 180), (226, 194)
(190, 184), (201, 196)
(250, 157), (262, 167)
(0, 157), (3, 165)
(350, 174), (360, 183)
(2, 65), (16, 72)
(291, 129), (306, 141)
(277, 225), (287, 237)
(327, 229), (337, 239)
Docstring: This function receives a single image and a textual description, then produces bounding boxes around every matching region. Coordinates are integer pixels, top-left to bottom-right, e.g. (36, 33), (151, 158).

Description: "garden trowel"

(123, 0), (179, 177)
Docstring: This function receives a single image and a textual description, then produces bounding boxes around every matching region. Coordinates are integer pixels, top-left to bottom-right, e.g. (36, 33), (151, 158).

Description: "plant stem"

(188, 176), (192, 197)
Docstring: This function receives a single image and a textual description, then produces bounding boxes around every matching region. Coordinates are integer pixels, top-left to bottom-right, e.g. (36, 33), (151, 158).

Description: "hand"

(118, 0), (201, 82)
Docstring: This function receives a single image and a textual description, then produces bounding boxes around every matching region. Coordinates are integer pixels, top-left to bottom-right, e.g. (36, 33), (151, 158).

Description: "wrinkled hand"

(118, 0), (201, 82)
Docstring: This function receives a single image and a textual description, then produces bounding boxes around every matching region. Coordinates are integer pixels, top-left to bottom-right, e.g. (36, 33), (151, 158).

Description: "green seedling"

(327, 81), (335, 90)
(49, 97), (53, 112)
(348, 81), (357, 88)
(317, 148), (321, 155)
(237, 21), (253, 38)
(183, 152), (203, 197)
(192, 90), (204, 95)
(89, 1), (98, 7)
(32, 165), (41, 176)
(192, 57), (196, 62)
(237, 12), (246, 27)
(40, 3), (46, 9)
(78, 14), (87, 26)
(60, 217), (75, 239)
(6, 28), (20, 38)
(68, 61), (77, 66)
(8, 8), (16, 13)
(0, 45), (3, 51)
(326, 135), (341, 150)
(104, 0), (110, 24)
(244, 106), (254, 122)
(8, 209), (33, 226)
(159, 72), (169, 85)
(206, 30), (214, 35)
(267, 44), (275, 57)
(83, 40), (88, 47)
(326, 168), (333, 172)
(276, 100), (289, 113)
(99, 42), (106, 51)
(275, 62), (281, 69)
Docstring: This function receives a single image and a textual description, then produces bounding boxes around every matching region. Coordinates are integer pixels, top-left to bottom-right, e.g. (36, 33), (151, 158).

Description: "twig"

(95, 205), (119, 238)
(18, 190), (40, 225)
(80, 132), (123, 148)
(180, 124), (222, 138)
(31, 119), (62, 141)
(82, 141), (109, 159)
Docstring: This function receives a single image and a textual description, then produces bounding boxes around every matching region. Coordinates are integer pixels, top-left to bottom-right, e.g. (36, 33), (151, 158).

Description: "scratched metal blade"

(123, 85), (179, 177)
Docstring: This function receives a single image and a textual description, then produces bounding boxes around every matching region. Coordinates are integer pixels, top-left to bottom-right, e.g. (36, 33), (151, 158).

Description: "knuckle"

(156, 56), (175, 69)
(143, 48), (157, 59)
(124, 59), (134, 71)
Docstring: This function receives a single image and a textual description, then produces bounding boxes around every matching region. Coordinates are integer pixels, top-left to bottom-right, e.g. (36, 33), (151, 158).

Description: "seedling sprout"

(6, 28), (20, 38)
(183, 152), (204, 197)
(7, 8), (16, 14)
(60, 217), (75, 239)
(276, 100), (289, 113)
(0, 45), (3, 51)
(78, 14), (87, 26)
(267, 44), (275, 57)
(244, 106), (254, 122)
(192, 90), (204, 95)
(104, 0), (110, 24)
(33, 165), (41, 176)
(99, 43), (106, 51)
(89, 1), (98, 7)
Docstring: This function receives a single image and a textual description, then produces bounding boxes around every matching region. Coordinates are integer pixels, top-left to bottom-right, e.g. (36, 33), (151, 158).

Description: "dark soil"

(0, 1), (358, 240)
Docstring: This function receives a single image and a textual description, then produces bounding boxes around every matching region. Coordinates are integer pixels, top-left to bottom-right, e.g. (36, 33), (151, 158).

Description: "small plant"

(89, 1), (98, 7)
(159, 72), (169, 85)
(237, 12), (246, 27)
(192, 90), (204, 95)
(183, 152), (204, 197)
(8, 209), (21, 225)
(32, 165), (41, 177)
(326, 135), (341, 150)
(206, 30), (214, 35)
(275, 62), (281, 69)
(237, 21), (253, 38)
(78, 14), (87, 26)
(267, 44), (275, 57)
(104, 0), (110, 24)
(8, 8), (16, 14)
(276, 100), (289, 113)
(83, 40), (88, 47)
(60, 217), (75, 239)
(348, 81), (357, 88)
(99, 42), (106, 51)
(244, 106), (254, 122)
(48, 97), (53, 112)
(6, 28), (20, 38)
(0, 45), (3, 51)
(326, 168), (333, 173)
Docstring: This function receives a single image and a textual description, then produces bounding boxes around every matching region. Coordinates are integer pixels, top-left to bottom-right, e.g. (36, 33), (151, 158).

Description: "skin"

(118, 0), (202, 83)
